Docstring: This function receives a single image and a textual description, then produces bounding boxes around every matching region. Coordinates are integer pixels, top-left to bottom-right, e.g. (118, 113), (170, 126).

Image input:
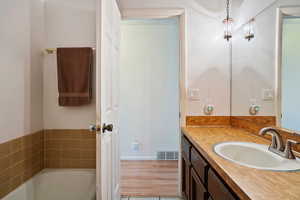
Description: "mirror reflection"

(231, 1), (300, 133)
(279, 13), (300, 131)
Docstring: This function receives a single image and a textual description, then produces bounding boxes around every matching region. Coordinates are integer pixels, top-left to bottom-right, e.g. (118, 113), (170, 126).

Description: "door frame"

(95, 0), (122, 199)
(121, 8), (188, 196)
(95, 0), (101, 197)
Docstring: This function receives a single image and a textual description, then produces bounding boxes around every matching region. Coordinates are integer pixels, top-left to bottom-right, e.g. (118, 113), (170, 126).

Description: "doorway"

(119, 17), (181, 199)
(281, 16), (300, 131)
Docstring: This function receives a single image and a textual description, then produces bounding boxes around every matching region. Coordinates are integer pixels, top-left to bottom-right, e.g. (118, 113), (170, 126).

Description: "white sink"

(214, 142), (300, 171)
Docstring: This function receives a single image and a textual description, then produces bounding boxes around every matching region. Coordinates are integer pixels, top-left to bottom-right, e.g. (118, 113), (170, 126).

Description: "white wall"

(0, 0), (289, 144)
(235, 0), (277, 29)
(30, 0), (45, 133)
(43, 0), (96, 129)
(231, 0), (300, 116)
(0, 0), (97, 142)
(119, 19), (180, 159)
(120, 0), (231, 116)
(0, 0), (44, 143)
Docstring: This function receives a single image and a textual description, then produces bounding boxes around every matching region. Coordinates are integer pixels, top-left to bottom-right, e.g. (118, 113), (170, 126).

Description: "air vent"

(157, 151), (179, 160)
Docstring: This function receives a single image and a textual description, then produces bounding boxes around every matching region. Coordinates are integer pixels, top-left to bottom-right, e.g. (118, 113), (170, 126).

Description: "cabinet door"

(208, 169), (237, 200)
(182, 136), (191, 160)
(190, 168), (207, 200)
(191, 147), (208, 185)
(182, 155), (190, 200)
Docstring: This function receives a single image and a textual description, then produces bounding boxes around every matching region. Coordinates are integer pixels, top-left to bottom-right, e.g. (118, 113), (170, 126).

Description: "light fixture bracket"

(223, 0), (233, 41)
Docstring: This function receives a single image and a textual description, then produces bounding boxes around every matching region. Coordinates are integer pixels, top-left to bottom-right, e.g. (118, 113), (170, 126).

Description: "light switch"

(188, 88), (201, 101)
(262, 89), (274, 101)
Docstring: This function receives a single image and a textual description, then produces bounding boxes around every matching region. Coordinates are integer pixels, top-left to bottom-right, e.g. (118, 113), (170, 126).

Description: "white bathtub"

(3, 169), (96, 200)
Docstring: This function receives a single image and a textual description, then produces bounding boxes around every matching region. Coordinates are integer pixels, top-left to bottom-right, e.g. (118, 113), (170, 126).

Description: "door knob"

(102, 123), (113, 133)
(89, 125), (101, 132)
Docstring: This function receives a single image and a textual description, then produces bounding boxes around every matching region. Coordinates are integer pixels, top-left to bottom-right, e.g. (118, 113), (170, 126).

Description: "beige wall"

(43, 0), (96, 129)
(0, 0), (44, 143)
(120, 19), (180, 159)
(119, 0), (285, 117)
(120, 0), (232, 116)
(232, 0), (300, 116)
(30, 0), (45, 133)
(0, 0), (284, 141)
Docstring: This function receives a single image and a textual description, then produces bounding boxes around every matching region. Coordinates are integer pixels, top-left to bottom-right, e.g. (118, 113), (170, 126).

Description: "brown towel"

(57, 47), (93, 106)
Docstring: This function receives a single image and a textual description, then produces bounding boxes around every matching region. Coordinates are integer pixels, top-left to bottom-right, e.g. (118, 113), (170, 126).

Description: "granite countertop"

(182, 127), (300, 200)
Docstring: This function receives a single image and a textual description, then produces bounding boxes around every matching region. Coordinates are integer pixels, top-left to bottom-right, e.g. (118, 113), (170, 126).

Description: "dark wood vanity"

(181, 135), (239, 200)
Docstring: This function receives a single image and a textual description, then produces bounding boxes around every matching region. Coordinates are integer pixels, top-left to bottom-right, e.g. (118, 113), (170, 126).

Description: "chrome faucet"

(284, 139), (300, 159)
(259, 127), (299, 159)
(259, 127), (284, 151)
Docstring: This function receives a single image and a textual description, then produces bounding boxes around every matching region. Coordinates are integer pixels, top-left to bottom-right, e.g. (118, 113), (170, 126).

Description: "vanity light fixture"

(244, 18), (255, 41)
(223, 0), (234, 41)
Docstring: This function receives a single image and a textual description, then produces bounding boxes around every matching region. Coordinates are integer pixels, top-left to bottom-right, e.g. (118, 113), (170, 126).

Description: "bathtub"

(3, 169), (96, 200)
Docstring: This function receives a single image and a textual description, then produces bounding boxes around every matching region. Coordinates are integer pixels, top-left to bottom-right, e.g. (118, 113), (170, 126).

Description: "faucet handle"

(270, 135), (278, 149)
(287, 139), (300, 145)
(284, 139), (300, 160)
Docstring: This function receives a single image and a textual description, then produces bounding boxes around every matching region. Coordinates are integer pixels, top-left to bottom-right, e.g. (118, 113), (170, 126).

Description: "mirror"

(231, 0), (300, 133)
(276, 6), (300, 132)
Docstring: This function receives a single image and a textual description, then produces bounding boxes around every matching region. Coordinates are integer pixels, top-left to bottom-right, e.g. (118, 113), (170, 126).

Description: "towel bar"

(44, 48), (96, 54)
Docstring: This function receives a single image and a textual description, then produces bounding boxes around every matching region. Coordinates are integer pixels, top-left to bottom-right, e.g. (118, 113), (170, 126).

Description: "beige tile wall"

(0, 129), (96, 199)
(44, 129), (96, 168)
(0, 131), (44, 198)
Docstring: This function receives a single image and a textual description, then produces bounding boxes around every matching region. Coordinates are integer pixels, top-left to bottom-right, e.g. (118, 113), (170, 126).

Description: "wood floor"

(120, 160), (179, 197)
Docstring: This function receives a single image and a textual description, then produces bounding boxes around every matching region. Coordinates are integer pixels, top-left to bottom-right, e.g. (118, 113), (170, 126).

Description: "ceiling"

(193, 0), (225, 12)
(193, 0), (245, 13)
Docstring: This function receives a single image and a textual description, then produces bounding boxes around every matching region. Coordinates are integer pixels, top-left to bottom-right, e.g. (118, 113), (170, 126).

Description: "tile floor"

(121, 197), (181, 200)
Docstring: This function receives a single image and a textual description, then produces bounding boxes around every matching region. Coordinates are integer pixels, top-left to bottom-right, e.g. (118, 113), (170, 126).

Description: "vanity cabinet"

(207, 168), (236, 200)
(190, 168), (207, 200)
(181, 136), (191, 200)
(181, 135), (239, 200)
(191, 147), (208, 185)
(182, 154), (190, 200)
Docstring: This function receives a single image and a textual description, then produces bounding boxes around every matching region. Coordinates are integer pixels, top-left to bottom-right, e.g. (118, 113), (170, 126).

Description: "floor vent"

(157, 151), (179, 160)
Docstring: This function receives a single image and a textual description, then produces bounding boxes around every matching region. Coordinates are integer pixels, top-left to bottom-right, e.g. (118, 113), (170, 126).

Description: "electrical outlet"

(188, 88), (201, 101)
(131, 142), (139, 152)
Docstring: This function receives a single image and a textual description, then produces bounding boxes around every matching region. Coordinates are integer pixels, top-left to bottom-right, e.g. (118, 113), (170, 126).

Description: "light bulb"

(223, 18), (234, 41)
(245, 19), (255, 41)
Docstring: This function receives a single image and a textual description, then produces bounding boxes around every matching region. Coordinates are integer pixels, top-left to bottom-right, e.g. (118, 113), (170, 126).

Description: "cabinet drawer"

(208, 169), (237, 200)
(191, 147), (208, 185)
(190, 168), (207, 200)
(182, 136), (191, 161)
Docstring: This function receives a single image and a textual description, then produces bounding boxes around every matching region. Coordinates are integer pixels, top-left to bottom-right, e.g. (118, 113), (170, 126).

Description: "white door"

(95, 0), (121, 199)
